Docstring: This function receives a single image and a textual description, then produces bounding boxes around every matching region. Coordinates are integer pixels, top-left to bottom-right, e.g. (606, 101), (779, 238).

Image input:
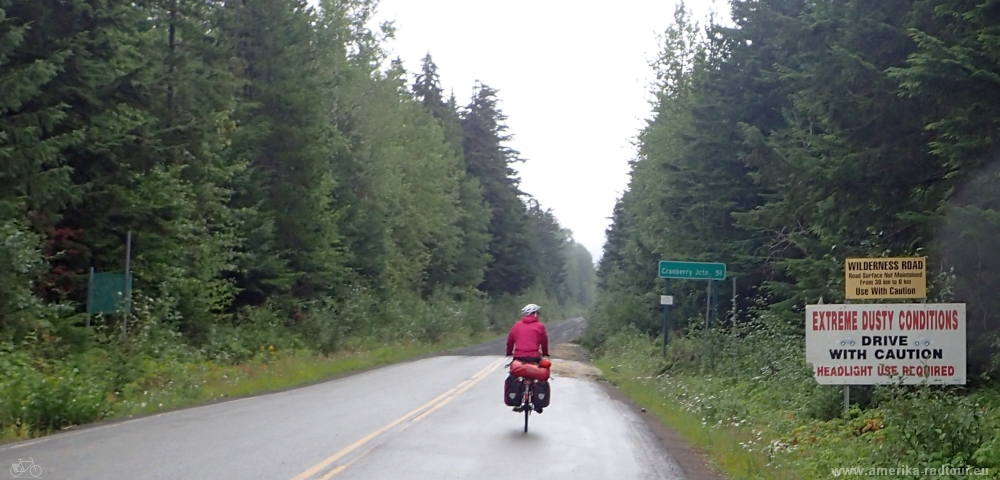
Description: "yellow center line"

(466, 357), (506, 382)
(456, 359), (504, 395)
(317, 464), (348, 480)
(290, 357), (505, 480)
(410, 359), (504, 423)
(316, 445), (374, 480)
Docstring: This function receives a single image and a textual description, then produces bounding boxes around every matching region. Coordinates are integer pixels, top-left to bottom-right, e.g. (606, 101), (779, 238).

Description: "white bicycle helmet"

(521, 303), (541, 315)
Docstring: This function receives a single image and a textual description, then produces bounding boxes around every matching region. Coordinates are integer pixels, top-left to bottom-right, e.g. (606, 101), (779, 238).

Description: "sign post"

(808, 257), (954, 414)
(705, 281), (712, 330)
(661, 282), (672, 356)
(730, 276), (737, 324)
(86, 267), (94, 327)
(123, 230), (132, 336)
(658, 260), (727, 346)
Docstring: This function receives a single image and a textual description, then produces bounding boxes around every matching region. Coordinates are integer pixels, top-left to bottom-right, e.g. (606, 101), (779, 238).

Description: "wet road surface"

(0, 319), (685, 480)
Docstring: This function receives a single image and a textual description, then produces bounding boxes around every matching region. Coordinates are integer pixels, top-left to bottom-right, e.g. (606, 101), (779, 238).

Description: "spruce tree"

(412, 54), (490, 293)
(224, 0), (347, 310)
(461, 83), (536, 295)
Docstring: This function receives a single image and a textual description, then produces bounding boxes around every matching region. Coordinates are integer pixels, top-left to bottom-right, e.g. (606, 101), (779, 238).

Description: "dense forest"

(0, 0), (594, 436)
(587, 0), (1000, 474)
(590, 0), (1000, 374)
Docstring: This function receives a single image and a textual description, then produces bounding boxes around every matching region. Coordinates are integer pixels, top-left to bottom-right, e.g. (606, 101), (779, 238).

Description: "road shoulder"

(552, 343), (728, 480)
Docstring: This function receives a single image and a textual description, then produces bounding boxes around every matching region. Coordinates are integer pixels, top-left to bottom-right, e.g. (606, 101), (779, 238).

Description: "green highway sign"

(87, 272), (132, 314)
(658, 261), (726, 280)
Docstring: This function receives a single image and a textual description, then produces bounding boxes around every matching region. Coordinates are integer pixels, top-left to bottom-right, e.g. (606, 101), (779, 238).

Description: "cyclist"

(506, 303), (550, 413)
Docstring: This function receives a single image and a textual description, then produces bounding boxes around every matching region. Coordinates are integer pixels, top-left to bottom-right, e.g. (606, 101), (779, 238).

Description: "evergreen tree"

(224, 0), (347, 311)
(337, 57), (469, 295)
(0, 0), (83, 339)
(589, 0), (1000, 370)
(461, 83), (536, 295)
(526, 199), (569, 304)
(563, 242), (596, 308)
(412, 54), (491, 293)
(889, 0), (1000, 366)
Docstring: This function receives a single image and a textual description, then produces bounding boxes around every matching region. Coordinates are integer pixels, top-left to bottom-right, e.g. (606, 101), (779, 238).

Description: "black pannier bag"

(533, 380), (550, 408)
(504, 374), (522, 406)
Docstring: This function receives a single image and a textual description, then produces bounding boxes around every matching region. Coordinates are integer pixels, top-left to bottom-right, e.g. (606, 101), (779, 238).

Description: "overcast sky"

(369, 0), (722, 261)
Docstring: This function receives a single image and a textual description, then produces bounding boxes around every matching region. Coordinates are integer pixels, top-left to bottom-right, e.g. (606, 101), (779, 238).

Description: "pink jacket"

(506, 315), (549, 358)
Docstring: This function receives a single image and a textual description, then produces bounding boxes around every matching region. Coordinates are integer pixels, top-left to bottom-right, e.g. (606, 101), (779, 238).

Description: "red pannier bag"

(510, 360), (550, 381)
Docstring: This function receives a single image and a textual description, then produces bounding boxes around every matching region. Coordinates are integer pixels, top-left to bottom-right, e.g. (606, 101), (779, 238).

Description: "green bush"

(592, 322), (1000, 478)
(0, 344), (114, 435)
(875, 387), (994, 468)
(580, 288), (658, 350)
(203, 305), (304, 362)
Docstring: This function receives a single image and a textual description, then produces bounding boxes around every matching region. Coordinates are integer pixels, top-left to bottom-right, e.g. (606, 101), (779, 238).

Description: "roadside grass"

(194, 332), (500, 403)
(596, 358), (796, 480)
(0, 331), (499, 445)
(591, 328), (1000, 480)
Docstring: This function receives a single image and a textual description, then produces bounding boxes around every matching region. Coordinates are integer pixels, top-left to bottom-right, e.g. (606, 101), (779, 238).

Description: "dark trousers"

(513, 356), (542, 364)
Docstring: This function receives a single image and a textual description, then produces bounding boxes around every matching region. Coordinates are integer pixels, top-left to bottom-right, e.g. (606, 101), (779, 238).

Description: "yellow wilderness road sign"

(845, 257), (927, 299)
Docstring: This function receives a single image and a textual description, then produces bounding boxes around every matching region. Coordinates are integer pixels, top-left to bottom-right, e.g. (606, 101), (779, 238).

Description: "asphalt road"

(1, 319), (686, 480)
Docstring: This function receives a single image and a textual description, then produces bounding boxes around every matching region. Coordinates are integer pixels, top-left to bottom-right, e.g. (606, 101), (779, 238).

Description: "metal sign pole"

(840, 296), (850, 414)
(705, 280), (712, 330)
(662, 279), (671, 356)
(87, 267), (94, 327)
(844, 385), (850, 414)
(123, 230), (132, 336)
(712, 278), (719, 327)
(731, 276), (737, 324)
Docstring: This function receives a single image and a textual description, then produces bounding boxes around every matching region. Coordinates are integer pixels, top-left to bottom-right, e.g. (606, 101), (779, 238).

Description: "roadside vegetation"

(594, 328), (999, 479)
(0, 0), (596, 442)
(586, 1), (1000, 478)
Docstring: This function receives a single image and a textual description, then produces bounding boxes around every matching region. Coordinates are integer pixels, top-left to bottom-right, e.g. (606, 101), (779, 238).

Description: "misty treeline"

(0, 0), (596, 359)
(589, 0), (1000, 375)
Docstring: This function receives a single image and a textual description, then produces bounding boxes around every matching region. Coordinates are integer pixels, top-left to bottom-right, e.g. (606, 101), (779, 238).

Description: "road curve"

(0, 321), (685, 479)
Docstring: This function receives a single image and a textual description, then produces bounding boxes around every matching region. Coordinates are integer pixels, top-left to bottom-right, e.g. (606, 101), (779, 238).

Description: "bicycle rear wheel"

(523, 405), (529, 432)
